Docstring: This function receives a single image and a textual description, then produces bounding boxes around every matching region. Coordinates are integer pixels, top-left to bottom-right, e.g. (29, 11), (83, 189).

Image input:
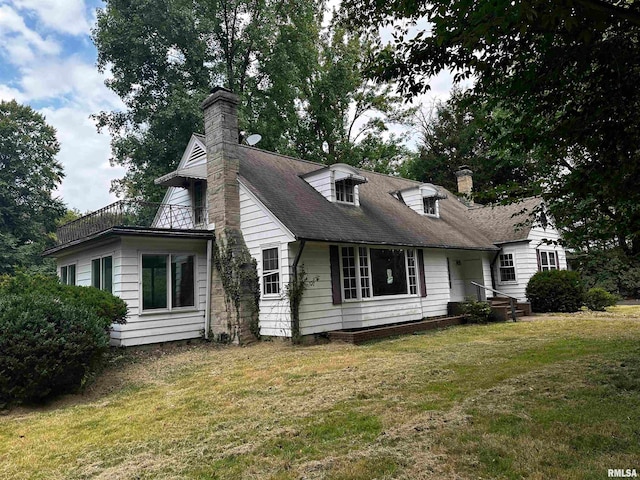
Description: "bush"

(584, 287), (619, 311)
(0, 293), (110, 407)
(526, 270), (585, 313)
(461, 298), (493, 323)
(0, 272), (127, 327)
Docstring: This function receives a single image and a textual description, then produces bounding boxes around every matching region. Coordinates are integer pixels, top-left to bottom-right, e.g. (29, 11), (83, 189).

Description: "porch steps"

(487, 297), (532, 320)
(327, 315), (466, 345)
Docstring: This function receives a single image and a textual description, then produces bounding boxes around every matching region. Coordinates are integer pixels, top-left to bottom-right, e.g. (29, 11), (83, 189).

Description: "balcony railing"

(56, 200), (207, 245)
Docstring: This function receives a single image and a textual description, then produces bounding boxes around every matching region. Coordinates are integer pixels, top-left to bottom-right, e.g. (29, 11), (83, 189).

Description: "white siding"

(56, 241), (121, 289)
(493, 224), (568, 302)
(304, 169), (334, 202)
(294, 244), (492, 335)
(239, 182), (295, 337)
(54, 236), (208, 346)
(401, 187), (423, 214)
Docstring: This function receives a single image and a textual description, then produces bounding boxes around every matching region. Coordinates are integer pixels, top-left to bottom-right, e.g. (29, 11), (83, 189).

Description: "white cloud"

(11, 0), (91, 36)
(43, 105), (125, 212)
(0, 4), (62, 64)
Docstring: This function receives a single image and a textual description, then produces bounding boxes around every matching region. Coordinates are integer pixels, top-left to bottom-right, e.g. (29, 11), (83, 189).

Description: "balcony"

(56, 200), (208, 246)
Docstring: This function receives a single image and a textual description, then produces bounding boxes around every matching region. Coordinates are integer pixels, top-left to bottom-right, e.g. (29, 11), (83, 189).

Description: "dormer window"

(336, 179), (355, 204)
(423, 196), (437, 216)
(301, 163), (367, 206)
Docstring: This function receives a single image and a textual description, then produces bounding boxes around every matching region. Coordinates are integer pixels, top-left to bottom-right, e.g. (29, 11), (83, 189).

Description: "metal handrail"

(470, 281), (518, 322)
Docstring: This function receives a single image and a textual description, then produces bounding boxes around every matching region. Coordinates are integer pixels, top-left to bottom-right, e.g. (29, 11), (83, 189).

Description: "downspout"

(205, 238), (212, 340)
(291, 239), (306, 279)
(489, 248), (501, 293)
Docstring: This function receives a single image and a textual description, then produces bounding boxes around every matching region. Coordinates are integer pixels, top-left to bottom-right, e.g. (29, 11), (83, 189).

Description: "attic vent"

(187, 143), (206, 163)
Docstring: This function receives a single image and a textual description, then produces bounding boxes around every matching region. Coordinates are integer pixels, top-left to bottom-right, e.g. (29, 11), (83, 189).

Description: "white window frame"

(139, 252), (197, 313)
(261, 245), (281, 297)
(91, 254), (114, 293)
(498, 253), (517, 284)
(538, 250), (559, 271)
(60, 262), (76, 286)
(422, 196), (439, 217)
(339, 245), (419, 301)
(335, 179), (356, 204)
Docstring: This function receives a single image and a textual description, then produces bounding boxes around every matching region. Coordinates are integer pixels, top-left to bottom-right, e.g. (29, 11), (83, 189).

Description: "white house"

(44, 88), (567, 346)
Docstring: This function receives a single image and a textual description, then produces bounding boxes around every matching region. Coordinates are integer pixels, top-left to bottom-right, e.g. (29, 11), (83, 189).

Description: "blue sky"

(0, 0), (458, 213)
(0, 0), (124, 212)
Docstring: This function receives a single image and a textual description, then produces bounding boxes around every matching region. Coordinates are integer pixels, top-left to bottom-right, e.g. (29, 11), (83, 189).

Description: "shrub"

(526, 270), (585, 313)
(584, 287), (619, 311)
(461, 298), (493, 323)
(0, 272), (127, 327)
(0, 293), (110, 407)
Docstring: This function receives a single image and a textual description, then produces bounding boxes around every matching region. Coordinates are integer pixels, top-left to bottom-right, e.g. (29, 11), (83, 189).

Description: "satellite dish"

(246, 134), (262, 146)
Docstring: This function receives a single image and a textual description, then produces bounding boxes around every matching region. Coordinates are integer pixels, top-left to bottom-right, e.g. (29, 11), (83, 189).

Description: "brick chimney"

(455, 165), (473, 204)
(202, 87), (257, 344)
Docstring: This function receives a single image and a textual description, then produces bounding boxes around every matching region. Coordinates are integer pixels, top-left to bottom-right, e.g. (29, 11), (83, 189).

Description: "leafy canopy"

(93, 0), (414, 203)
(0, 100), (65, 274)
(342, 0), (640, 255)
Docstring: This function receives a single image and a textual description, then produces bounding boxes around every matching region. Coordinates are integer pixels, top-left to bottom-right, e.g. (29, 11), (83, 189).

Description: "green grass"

(1, 308), (639, 479)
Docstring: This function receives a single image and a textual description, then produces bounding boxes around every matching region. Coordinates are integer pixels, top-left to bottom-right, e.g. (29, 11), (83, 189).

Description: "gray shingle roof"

(466, 197), (543, 244)
(238, 146), (500, 250)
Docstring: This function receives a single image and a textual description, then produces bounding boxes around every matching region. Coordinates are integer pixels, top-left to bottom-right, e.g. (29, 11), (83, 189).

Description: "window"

(92, 256), (113, 293)
(142, 254), (195, 310)
(335, 179), (355, 203)
(262, 247), (280, 295)
(172, 255), (194, 307)
(423, 196), (438, 216)
(341, 246), (358, 299)
(538, 251), (558, 271)
(193, 180), (205, 225)
(407, 249), (418, 294)
(60, 264), (76, 285)
(340, 246), (417, 299)
(499, 254), (516, 282)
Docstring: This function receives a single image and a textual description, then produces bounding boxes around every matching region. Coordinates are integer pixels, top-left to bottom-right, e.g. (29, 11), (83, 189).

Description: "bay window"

(142, 254), (195, 311)
(340, 246), (419, 299)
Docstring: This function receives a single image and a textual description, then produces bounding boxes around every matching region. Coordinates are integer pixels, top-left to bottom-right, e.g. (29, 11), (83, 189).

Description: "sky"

(0, 0), (457, 214)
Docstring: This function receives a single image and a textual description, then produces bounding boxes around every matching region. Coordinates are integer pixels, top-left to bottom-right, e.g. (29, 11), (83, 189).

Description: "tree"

(0, 100), (65, 275)
(401, 88), (537, 202)
(93, 1), (414, 203)
(342, 0), (640, 255)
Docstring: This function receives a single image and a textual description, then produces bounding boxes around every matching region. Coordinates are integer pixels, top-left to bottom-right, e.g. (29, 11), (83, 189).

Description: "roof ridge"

(468, 195), (542, 210)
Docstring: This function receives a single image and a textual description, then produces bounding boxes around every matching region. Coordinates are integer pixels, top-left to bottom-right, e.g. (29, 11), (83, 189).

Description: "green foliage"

(0, 273), (128, 328)
(92, 1), (413, 202)
(576, 249), (640, 299)
(285, 265), (317, 344)
(526, 270), (585, 313)
(584, 288), (619, 312)
(343, 0), (640, 255)
(460, 298), (493, 324)
(0, 100), (65, 274)
(0, 293), (110, 407)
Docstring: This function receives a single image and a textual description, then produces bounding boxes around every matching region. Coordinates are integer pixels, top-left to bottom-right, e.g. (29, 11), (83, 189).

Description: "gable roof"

(466, 197), (543, 244)
(238, 146), (498, 250)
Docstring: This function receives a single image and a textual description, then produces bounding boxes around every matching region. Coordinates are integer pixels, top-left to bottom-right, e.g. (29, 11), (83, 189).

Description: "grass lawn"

(1, 307), (639, 479)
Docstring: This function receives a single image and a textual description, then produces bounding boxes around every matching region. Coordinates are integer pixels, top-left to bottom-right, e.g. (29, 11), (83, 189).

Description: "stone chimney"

(455, 165), (473, 204)
(202, 87), (258, 344)
(203, 87), (241, 235)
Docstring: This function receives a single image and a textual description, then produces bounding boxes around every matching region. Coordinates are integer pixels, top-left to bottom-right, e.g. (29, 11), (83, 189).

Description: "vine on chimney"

(213, 233), (260, 341)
